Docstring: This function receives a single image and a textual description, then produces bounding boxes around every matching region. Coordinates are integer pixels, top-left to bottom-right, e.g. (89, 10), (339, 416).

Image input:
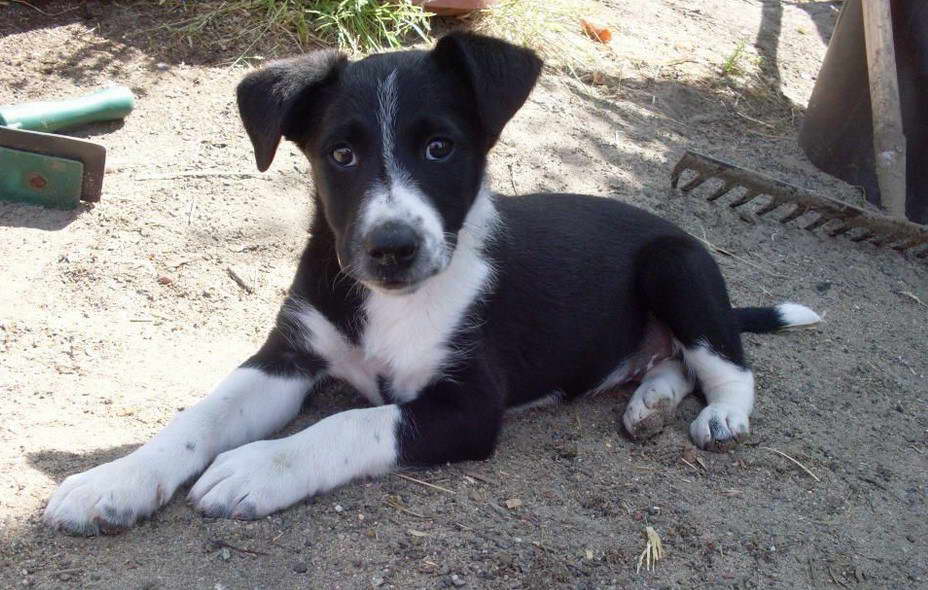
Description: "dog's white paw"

(188, 440), (307, 520)
(689, 403), (750, 452)
(623, 360), (693, 440)
(43, 456), (171, 536)
(623, 383), (679, 440)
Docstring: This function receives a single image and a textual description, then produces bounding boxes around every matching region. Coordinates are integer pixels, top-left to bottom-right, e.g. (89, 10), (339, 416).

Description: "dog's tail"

(734, 302), (822, 334)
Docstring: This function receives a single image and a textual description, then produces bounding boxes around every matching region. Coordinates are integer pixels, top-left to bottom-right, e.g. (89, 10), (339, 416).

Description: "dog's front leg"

(44, 319), (323, 535)
(188, 361), (504, 519)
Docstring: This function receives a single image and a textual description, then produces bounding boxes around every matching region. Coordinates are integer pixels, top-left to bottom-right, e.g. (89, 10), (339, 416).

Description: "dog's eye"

(425, 138), (454, 161)
(330, 145), (357, 167)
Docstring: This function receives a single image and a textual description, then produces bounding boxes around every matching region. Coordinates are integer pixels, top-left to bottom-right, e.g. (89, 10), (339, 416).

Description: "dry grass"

(466, 0), (619, 76)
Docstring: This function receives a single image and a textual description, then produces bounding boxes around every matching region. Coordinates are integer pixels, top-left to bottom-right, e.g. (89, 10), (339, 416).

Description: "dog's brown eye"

(425, 138), (453, 161)
(331, 145), (357, 167)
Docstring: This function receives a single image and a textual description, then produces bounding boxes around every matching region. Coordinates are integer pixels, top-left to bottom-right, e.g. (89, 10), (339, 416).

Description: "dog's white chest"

(298, 258), (490, 404)
(290, 255), (492, 404)
(288, 190), (497, 405)
(358, 254), (490, 400)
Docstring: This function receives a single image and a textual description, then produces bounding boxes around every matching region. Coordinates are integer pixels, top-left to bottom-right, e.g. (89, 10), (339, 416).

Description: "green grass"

(159, 0), (432, 56)
(305, 0), (431, 53)
(720, 39), (749, 77)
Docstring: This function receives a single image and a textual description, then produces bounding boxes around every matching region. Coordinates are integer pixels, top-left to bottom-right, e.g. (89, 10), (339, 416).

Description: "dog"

(43, 33), (821, 535)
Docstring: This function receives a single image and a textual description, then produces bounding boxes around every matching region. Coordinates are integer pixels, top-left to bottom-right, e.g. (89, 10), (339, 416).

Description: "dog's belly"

(594, 317), (677, 392)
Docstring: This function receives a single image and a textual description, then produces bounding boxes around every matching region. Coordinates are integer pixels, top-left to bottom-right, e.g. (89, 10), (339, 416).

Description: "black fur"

(735, 307), (794, 333)
(235, 33), (796, 470)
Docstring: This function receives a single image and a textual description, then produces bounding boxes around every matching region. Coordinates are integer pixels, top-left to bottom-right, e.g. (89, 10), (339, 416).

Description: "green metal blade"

(0, 145), (84, 209)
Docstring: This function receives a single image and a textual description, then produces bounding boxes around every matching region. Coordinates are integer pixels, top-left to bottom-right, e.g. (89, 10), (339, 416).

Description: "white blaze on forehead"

(377, 69), (401, 179)
(364, 69), (445, 261)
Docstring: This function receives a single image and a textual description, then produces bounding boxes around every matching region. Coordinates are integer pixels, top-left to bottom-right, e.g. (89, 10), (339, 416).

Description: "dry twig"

(394, 472), (455, 494)
(636, 526), (665, 573)
(760, 446), (820, 481)
(226, 267), (254, 294)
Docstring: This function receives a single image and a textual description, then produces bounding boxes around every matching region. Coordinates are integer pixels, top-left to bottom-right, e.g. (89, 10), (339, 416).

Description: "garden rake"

(671, 150), (928, 259)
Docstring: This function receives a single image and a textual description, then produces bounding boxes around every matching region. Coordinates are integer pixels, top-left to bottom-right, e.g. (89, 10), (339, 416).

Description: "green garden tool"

(0, 85), (135, 209)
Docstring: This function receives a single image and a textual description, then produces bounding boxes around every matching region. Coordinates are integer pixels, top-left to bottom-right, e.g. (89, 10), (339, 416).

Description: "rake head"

(671, 150), (928, 259)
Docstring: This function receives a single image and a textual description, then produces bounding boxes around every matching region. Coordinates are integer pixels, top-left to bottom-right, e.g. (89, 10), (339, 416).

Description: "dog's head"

(237, 33), (542, 293)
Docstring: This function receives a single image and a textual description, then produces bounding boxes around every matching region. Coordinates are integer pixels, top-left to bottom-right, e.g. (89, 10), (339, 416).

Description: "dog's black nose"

(365, 222), (420, 269)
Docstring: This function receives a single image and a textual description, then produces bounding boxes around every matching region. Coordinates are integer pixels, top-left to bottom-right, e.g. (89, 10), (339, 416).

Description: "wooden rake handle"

(862, 0), (908, 219)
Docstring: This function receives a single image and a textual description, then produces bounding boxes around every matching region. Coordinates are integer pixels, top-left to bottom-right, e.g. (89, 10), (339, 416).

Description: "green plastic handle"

(0, 85), (135, 133)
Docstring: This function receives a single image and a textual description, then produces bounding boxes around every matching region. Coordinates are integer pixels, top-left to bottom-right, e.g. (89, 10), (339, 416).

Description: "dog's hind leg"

(622, 358), (695, 440)
(636, 236), (754, 452)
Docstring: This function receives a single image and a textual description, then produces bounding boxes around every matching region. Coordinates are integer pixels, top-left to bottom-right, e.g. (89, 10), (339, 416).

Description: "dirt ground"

(1, 1), (926, 588)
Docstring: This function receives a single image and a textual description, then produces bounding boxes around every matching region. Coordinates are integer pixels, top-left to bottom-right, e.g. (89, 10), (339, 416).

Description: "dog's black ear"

(237, 50), (346, 172)
(432, 32), (542, 148)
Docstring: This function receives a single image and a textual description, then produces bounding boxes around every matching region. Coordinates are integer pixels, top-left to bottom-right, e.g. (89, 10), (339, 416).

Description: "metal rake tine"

(728, 191), (758, 208)
(779, 205), (808, 224)
(892, 237), (925, 252)
(828, 224), (852, 237)
(803, 215), (830, 231)
(671, 151), (928, 261)
(707, 182), (735, 201)
(680, 173), (709, 192)
(754, 197), (784, 216)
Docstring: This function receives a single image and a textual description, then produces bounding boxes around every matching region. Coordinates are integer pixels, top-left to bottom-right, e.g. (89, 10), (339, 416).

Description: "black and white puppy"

(44, 33), (820, 535)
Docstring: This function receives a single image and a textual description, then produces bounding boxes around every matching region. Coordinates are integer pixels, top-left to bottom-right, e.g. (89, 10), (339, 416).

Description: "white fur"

(287, 188), (499, 403)
(364, 70), (449, 271)
(43, 368), (313, 534)
(507, 392), (563, 414)
(776, 302), (822, 329)
(188, 405), (401, 519)
(683, 344), (755, 448)
(360, 180), (447, 272)
(288, 300), (382, 404)
(622, 358), (695, 434)
(378, 69), (400, 177)
(362, 188), (497, 398)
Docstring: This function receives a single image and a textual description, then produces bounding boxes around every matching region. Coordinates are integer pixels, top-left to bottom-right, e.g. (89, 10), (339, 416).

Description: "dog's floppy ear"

(432, 32), (542, 148)
(237, 50), (346, 172)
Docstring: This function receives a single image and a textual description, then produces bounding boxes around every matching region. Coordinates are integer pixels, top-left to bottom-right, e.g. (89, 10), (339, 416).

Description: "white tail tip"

(776, 302), (822, 329)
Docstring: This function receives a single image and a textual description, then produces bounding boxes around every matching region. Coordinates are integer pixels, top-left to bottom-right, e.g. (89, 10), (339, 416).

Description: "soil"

(1, 1), (926, 589)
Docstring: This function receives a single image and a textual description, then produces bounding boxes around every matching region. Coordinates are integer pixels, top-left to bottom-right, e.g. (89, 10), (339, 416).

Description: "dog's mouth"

(363, 278), (421, 295)
(360, 264), (444, 295)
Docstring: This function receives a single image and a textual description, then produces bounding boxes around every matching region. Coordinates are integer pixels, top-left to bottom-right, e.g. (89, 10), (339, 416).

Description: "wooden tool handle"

(862, 0), (908, 219)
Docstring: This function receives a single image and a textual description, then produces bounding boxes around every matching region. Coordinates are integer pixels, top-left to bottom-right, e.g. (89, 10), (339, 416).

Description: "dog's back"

(483, 193), (686, 405)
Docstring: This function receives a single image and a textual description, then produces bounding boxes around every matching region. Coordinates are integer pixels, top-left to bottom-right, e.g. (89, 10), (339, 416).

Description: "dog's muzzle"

(359, 221), (438, 291)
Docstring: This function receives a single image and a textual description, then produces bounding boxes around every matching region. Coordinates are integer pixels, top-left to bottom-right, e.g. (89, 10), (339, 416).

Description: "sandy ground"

(1, 1), (926, 588)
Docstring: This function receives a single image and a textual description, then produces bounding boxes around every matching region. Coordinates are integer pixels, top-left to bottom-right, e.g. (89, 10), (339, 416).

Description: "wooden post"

(862, 0), (908, 219)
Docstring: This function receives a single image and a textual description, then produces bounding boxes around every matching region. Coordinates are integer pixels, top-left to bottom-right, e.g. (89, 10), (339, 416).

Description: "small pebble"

(219, 547), (231, 561)
(450, 574), (466, 587)
(334, 504), (344, 513)
(291, 561), (308, 574)
(371, 576), (385, 587)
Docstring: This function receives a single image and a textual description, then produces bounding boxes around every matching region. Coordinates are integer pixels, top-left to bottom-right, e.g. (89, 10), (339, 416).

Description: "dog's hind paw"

(43, 456), (171, 536)
(623, 393), (676, 440)
(622, 359), (694, 440)
(689, 403), (750, 452)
